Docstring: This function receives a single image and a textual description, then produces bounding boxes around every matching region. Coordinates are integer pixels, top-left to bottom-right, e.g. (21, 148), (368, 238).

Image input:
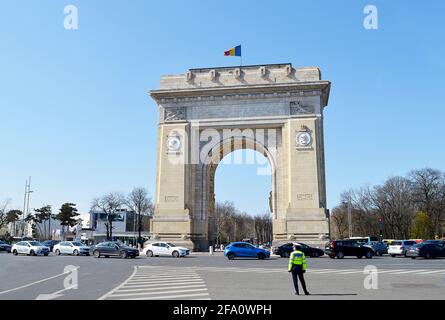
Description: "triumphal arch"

(149, 63), (331, 250)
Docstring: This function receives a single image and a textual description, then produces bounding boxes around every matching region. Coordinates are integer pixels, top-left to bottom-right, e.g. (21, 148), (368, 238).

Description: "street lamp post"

(21, 177), (34, 237)
(347, 198), (352, 238)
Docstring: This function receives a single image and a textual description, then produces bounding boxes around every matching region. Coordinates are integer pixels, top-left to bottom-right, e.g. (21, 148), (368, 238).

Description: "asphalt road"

(0, 251), (444, 300)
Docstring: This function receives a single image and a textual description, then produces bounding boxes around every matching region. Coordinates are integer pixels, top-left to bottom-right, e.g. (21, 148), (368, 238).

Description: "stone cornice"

(150, 81), (331, 107)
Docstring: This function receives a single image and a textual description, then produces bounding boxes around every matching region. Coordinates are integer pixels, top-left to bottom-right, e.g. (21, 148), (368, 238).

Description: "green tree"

(34, 205), (53, 239)
(410, 211), (434, 239)
(6, 210), (22, 223)
(55, 203), (79, 241)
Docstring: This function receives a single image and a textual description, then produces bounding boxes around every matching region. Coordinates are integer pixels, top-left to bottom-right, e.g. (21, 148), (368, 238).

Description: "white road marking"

(119, 292), (210, 300)
(99, 267), (211, 300)
(110, 288), (208, 298)
(417, 269), (445, 275)
(0, 266), (80, 296)
(393, 270), (427, 274)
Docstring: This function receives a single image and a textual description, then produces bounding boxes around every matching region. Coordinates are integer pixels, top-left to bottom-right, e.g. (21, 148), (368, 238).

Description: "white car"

(12, 241), (50, 256)
(388, 240), (416, 257)
(54, 241), (90, 256)
(143, 241), (190, 258)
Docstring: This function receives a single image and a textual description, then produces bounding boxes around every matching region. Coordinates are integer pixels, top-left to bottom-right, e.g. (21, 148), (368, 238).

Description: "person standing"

(288, 244), (310, 295)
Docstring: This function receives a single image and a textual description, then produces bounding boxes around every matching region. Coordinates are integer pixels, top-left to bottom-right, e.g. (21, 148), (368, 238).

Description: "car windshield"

(72, 242), (84, 246)
(29, 241), (41, 246)
(391, 241), (402, 245)
(404, 241), (416, 245)
(167, 243), (176, 247)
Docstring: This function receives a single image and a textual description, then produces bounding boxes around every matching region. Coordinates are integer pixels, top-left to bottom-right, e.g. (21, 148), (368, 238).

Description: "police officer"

(288, 244), (310, 295)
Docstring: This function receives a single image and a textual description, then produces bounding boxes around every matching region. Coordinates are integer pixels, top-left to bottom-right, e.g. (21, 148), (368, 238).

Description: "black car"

(0, 240), (12, 253)
(91, 241), (139, 259)
(406, 242), (445, 259)
(41, 240), (60, 252)
(424, 240), (445, 247)
(325, 240), (374, 259)
(273, 242), (324, 258)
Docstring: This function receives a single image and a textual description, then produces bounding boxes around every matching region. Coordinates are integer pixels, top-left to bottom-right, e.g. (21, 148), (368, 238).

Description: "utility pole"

(21, 177), (33, 237)
(347, 194), (352, 238)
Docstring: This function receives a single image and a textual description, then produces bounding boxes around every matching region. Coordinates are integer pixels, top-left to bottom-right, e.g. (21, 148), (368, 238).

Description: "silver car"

(54, 241), (90, 256)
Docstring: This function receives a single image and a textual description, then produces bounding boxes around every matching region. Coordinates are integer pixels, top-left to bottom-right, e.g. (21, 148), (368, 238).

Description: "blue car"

(224, 242), (271, 260)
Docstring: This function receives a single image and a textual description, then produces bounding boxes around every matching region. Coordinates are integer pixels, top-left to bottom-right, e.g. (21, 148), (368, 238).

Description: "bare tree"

(126, 187), (154, 245)
(91, 192), (125, 240)
(253, 211), (272, 244)
(409, 168), (445, 236)
(0, 199), (11, 231)
(330, 204), (349, 239)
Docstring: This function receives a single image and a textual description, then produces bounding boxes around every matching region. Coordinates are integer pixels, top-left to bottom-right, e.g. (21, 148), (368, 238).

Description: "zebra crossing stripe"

(110, 288), (209, 298)
(128, 276), (202, 283)
(119, 293), (210, 300)
(117, 284), (207, 293)
(121, 281), (205, 289)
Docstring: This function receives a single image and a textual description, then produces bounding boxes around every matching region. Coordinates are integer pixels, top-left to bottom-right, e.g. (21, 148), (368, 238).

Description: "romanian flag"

(224, 45), (241, 56)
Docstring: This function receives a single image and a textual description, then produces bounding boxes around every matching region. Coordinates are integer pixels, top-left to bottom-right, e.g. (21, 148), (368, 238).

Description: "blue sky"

(1, 1), (444, 220)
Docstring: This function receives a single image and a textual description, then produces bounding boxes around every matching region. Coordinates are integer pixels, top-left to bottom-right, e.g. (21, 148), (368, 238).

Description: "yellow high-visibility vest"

(288, 250), (307, 271)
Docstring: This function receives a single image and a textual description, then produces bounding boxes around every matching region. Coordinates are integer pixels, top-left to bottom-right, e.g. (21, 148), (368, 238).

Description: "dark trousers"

(291, 266), (308, 294)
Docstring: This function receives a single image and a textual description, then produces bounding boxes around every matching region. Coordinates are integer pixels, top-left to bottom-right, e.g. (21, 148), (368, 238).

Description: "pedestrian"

(288, 244), (310, 295)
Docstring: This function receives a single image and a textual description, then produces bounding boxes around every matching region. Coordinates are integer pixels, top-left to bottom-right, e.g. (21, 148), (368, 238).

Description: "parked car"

(0, 240), (12, 253)
(91, 241), (139, 259)
(424, 240), (445, 247)
(41, 240), (60, 252)
(224, 242), (271, 260)
(273, 242), (324, 258)
(325, 240), (374, 259)
(54, 241), (90, 256)
(143, 241), (190, 258)
(406, 242), (445, 259)
(348, 237), (388, 256)
(11, 241), (50, 256)
(388, 240), (416, 257)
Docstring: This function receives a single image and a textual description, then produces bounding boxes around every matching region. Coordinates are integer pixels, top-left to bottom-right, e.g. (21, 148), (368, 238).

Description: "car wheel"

(86, 253), (90, 256)
(312, 251), (320, 258)
(377, 251), (383, 256)
(390, 254), (396, 258)
(13, 250), (18, 256)
(44, 253), (48, 256)
(227, 252), (235, 260)
(425, 253), (432, 259)
(73, 250), (79, 256)
(55, 249), (61, 256)
(105, 256), (110, 258)
(172, 251), (180, 258)
(411, 257), (416, 259)
(146, 250), (153, 257)
(30, 250), (35, 256)
(336, 251), (345, 259)
(357, 255), (363, 259)
(365, 252), (373, 259)
(120, 251), (128, 259)
(93, 250), (101, 258)
(329, 254), (335, 259)
(257, 253), (266, 260)
(283, 252), (290, 258)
